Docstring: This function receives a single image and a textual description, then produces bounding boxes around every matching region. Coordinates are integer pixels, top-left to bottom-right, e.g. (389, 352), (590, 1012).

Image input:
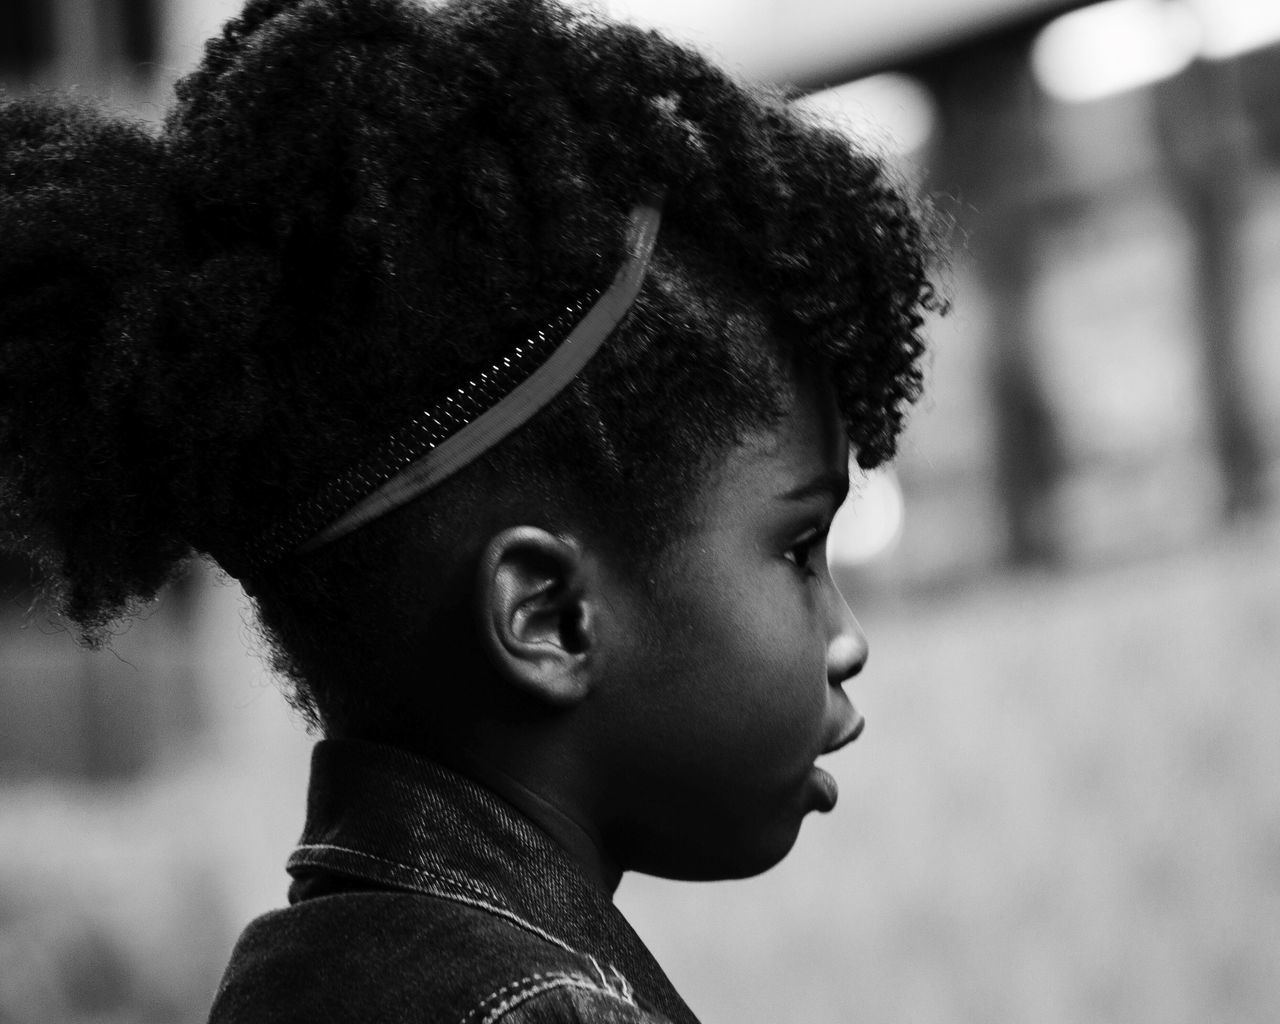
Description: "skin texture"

(469, 363), (868, 888)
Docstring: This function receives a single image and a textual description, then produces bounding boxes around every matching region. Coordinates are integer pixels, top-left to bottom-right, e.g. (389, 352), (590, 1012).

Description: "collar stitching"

(289, 842), (581, 957)
(289, 842), (503, 905)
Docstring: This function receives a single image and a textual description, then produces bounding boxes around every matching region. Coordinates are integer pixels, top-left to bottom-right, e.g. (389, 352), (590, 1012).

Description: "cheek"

(685, 573), (827, 749)
(729, 565), (826, 664)
(605, 575), (830, 879)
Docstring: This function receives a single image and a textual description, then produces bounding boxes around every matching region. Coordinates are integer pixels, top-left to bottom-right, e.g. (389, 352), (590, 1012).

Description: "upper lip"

(822, 706), (865, 755)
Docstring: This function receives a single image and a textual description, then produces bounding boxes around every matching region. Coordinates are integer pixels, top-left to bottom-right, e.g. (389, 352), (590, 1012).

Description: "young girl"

(0, 0), (941, 1019)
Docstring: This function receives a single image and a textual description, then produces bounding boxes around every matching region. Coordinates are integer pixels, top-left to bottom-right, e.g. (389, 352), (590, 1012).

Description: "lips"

(822, 707), (865, 756)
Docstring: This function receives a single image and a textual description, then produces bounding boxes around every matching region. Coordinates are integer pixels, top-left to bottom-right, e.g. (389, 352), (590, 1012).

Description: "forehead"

(696, 365), (849, 515)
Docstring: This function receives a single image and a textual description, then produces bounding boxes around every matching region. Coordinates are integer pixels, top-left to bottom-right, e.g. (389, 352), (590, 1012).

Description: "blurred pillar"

(118, 0), (162, 71)
(9, 0), (163, 90)
(1156, 59), (1269, 518)
(923, 27), (1066, 564)
(0, 0), (56, 80)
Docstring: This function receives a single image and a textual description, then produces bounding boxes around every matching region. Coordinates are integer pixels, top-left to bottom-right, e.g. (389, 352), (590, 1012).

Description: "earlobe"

(476, 526), (595, 708)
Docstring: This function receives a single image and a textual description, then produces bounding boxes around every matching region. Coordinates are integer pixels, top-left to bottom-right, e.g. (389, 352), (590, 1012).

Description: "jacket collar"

(287, 738), (698, 1024)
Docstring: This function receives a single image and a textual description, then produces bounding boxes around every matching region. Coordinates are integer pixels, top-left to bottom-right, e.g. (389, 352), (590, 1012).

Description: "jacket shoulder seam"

(463, 970), (639, 1024)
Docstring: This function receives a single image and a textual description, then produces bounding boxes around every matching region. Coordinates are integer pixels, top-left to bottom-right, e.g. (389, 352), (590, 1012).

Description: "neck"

(436, 744), (622, 895)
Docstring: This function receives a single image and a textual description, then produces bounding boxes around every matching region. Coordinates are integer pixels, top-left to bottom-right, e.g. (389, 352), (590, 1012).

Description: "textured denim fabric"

(208, 739), (701, 1024)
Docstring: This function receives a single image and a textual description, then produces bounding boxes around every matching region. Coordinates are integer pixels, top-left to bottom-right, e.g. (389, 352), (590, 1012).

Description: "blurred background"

(3, 0), (1280, 1021)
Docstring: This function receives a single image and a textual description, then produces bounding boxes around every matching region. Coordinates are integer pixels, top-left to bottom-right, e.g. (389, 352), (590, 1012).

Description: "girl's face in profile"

(591, 365), (869, 881)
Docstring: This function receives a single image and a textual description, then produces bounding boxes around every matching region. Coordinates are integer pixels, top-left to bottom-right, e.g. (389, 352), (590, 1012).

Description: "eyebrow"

(777, 469), (850, 506)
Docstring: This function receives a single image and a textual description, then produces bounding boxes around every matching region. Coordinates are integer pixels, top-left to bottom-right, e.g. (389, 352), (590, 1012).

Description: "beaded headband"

(237, 195), (664, 574)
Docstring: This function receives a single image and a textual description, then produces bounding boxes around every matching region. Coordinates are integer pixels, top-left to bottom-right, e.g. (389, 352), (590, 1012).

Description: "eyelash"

(786, 528), (828, 574)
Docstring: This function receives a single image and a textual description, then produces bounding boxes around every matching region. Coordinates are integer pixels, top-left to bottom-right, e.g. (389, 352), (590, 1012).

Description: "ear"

(475, 526), (596, 708)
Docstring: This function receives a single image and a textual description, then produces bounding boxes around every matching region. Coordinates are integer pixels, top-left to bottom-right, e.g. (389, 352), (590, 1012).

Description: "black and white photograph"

(2, 1), (1278, 1021)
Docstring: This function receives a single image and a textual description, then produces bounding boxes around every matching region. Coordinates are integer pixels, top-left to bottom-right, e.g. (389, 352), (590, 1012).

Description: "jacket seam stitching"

(290, 842), (501, 904)
(463, 972), (637, 1024)
(481, 978), (608, 1024)
(427, 890), (579, 956)
(292, 843), (580, 956)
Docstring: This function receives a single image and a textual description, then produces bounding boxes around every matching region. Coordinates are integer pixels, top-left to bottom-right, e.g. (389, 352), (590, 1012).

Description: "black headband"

(237, 195), (664, 574)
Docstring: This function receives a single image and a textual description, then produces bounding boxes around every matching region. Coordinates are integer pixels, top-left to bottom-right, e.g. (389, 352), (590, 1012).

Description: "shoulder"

(210, 889), (666, 1024)
(464, 969), (673, 1024)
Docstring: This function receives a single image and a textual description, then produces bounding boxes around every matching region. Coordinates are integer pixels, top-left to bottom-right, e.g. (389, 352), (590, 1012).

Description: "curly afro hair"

(0, 0), (943, 737)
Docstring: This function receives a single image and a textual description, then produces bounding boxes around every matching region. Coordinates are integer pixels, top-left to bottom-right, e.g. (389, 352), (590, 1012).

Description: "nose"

(826, 584), (868, 686)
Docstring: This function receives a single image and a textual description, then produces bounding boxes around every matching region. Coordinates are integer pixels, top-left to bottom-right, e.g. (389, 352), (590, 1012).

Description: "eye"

(785, 528), (827, 574)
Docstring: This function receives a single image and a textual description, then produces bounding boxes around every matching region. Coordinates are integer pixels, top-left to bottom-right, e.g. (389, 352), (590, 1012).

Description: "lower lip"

(808, 765), (839, 812)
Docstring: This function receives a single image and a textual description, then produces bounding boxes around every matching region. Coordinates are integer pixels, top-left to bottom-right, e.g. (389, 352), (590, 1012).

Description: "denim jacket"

(209, 739), (702, 1023)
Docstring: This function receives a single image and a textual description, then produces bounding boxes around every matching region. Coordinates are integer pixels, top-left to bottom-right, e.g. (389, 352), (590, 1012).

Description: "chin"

(719, 824), (804, 880)
(632, 818), (804, 882)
